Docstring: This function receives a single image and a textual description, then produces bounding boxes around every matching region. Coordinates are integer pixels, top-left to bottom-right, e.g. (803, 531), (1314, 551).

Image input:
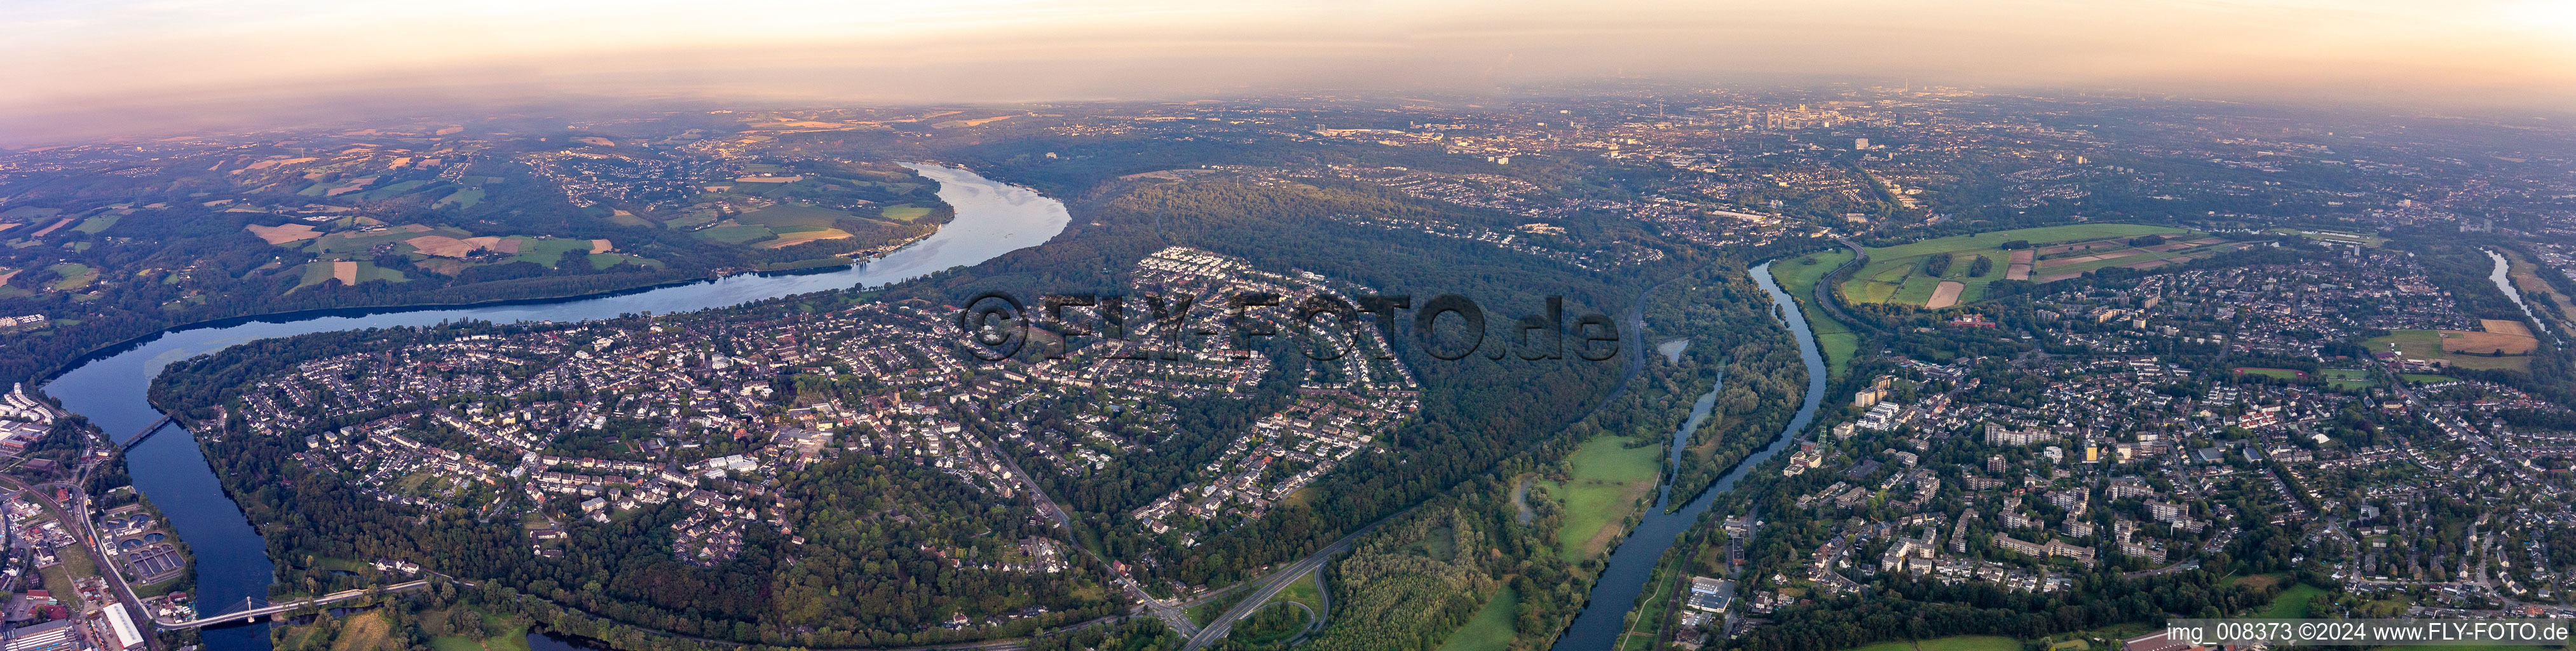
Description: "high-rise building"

(1853, 137), (1869, 150)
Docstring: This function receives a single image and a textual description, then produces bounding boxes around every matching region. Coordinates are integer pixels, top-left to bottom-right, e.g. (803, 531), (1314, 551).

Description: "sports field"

(1840, 224), (2207, 308)
(2321, 369), (2373, 390)
(2234, 367), (2305, 380)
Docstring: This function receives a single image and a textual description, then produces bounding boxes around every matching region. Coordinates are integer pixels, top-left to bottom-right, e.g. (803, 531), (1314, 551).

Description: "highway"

(1179, 506), (1412, 651)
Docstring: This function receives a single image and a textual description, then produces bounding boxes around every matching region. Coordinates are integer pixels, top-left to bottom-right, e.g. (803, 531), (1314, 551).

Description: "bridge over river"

(154, 580), (431, 630)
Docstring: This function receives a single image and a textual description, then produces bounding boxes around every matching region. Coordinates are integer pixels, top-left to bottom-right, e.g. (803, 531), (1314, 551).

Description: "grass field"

(46, 263), (95, 291)
(72, 216), (119, 234)
(2320, 369), (2374, 390)
(664, 211), (719, 230)
(330, 612), (392, 651)
(1770, 252), (1858, 378)
(739, 204), (856, 229)
(308, 224), (456, 254)
(2400, 374), (2460, 383)
(1436, 586), (1519, 651)
(360, 180), (431, 201)
(1550, 435), (1664, 561)
(763, 227), (855, 249)
(879, 205), (934, 221)
(357, 263), (409, 284)
(1269, 571), (1325, 612)
(1616, 555), (1689, 651)
(2261, 583), (2328, 619)
(1842, 224), (2197, 307)
(294, 261), (407, 289)
(1187, 589), (1254, 628)
(2367, 330), (2531, 371)
(508, 238), (599, 266)
(434, 187), (486, 209)
(695, 224), (777, 245)
(585, 253), (662, 270)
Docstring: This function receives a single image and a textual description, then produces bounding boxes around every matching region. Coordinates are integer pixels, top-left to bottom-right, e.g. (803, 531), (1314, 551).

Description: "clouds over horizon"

(7, 0), (2575, 142)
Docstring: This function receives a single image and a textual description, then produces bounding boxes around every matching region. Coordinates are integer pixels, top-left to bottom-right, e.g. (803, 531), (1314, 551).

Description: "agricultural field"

(1839, 224), (2210, 308)
(294, 261), (408, 290)
(304, 224), (462, 254)
(2446, 319), (2540, 354)
(2366, 329), (2531, 371)
(246, 223), (325, 244)
(1548, 435), (1665, 561)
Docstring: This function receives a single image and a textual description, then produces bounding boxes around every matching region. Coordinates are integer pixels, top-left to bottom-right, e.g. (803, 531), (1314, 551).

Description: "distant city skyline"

(6, 0), (2576, 142)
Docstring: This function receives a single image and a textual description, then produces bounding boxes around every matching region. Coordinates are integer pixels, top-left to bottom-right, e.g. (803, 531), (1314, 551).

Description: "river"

(37, 164), (1070, 651)
(2485, 249), (2559, 345)
(1551, 260), (1827, 651)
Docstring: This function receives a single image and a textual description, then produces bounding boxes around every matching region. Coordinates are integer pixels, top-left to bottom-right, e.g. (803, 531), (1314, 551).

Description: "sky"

(5, 0), (2575, 141)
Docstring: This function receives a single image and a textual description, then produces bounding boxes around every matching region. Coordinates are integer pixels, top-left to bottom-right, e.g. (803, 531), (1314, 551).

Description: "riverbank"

(44, 165), (1073, 651)
(1546, 260), (1828, 651)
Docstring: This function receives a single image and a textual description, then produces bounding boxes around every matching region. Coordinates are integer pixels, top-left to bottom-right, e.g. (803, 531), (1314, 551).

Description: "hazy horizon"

(9, 0), (2576, 144)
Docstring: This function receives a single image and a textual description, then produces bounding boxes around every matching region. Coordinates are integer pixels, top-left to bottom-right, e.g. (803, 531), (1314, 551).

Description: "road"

(980, 259), (1682, 650)
(1177, 259), (1683, 649)
(1180, 507), (1410, 651)
(0, 472), (162, 642)
(982, 437), (1204, 636)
